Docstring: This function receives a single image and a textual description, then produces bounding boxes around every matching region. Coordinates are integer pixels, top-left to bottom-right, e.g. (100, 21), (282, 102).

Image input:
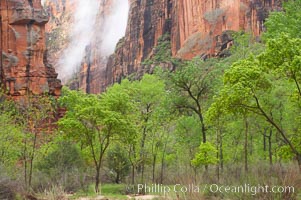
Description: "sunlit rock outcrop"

(0, 0), (62, 100)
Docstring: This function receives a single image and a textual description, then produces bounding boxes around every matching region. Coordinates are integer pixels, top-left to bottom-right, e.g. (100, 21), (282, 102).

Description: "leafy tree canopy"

(264, 0), (301, 39)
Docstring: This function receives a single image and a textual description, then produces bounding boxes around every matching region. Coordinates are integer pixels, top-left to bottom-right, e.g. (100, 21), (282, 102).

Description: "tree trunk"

(263, 134), (266, 160)
(23, 137), (28, 189)
(160, 143), (167, 184)
(141, 164), (145, 184)
(268, 128), (273, 166)
(139, 105), (150, 181)
(28, 159), (33, 188)
(201, 122), (206, 143)
(131, 165), (135, 184)
(297, 154), (301, 172)
(115, 172), (120, 184)
(95, 166), (101, 194)
(250, 135), (253, 155)
(152, 154), (156, 183)
(129, 145), (136, 185)
(28, 131), (38, 188)
(194, 167), (197, 184)
(220, 132), (223, 172)
(199, 114), (208, 172)
(244, 119), (248, 173)
(160, 158), (164, 184)
(216, 129), (220, 181)
(216, 157), (220, 182)
(139, 121), (148, 183)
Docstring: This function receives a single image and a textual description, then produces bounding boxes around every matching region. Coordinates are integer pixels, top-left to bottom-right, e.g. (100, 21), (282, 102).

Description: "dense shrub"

(107, 145), (130, 184)
(36, 141), (87, 192)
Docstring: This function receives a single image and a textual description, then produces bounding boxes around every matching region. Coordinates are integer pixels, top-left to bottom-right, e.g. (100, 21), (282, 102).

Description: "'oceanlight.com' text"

(137, 183), (295, 196)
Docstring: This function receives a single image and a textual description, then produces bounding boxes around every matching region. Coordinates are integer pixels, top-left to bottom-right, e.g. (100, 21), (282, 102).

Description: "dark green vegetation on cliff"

(1, 0), (301, 200)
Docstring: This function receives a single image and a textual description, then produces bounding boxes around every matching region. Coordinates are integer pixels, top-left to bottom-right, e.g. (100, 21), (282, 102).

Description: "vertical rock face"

(45, 0), (127, 93)
(106, 0), (173, 85)
(0, 0), (62, 100)
(78, 0), (116, 93)
(44, 0), (74, 70)
(106, 0), (282, 86)
(171, 0), (282, 58)
(43, 0), (282, 93)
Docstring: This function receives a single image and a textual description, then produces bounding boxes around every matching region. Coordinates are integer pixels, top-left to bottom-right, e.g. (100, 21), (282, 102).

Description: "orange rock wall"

(43, 0), (282, 93)
(0, 0), (61, 99)
(171, 0), (281, 58)
(44, 0), (114, 93)
(105, 0), (173, 85)
(79, 0), (116, 93)
(105, 0), (282, 87)
(44, 0), (74, 80)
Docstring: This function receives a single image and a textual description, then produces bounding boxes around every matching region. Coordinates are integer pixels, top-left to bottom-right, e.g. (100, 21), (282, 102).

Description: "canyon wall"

(45, 0), (128, 93)
(171, 0), (282, 58)
(44, 0), (282, 93)
(105, 0), (282, 87)
(0, 0), (62, 100)
(44, 0), (73, 75)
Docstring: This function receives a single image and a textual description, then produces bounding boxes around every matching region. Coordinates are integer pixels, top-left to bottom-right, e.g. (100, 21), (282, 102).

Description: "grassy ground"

(70, 184), (129, 199)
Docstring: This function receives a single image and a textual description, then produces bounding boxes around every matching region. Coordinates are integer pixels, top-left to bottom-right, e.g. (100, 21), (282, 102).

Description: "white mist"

(56, 0), (129, 82)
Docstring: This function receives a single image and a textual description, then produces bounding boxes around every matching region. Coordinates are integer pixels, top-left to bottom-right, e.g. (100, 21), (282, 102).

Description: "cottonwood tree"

(209, 35), (301, 171)
(167, 58), (218, 144)
(130, 74), (167, 183)
(58, 86), (136, 193)
(109, 74), (174, 184)
(17, 95), (56, 189)
(147, 101), (174, 183)
(174, 116), (201, 180)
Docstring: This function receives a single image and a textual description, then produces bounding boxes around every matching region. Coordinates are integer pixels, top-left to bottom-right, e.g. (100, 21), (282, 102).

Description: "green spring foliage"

(1, 1), (301, 198)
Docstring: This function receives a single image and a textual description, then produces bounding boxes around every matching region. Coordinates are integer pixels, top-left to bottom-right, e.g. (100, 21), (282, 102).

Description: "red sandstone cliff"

(105, 0), (282, 87)
(0, 0), (62, 100)
(44, 0), (73, 68)
(79, 0), (117, 93)
(172, 0), (282, 58)
(43, 0), (282, 93)
(44, 0), (117, 93)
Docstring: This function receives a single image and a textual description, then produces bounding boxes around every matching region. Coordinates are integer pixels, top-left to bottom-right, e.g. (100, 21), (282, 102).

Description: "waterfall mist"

(57, 0), (129, 82)
(101, 0), (129, 54)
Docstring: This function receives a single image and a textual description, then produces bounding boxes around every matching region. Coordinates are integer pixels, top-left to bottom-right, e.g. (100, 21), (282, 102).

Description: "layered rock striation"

(0, 0), (62, 100)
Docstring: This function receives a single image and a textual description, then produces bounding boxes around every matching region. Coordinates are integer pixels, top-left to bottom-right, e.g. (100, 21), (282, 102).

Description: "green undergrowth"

(70, 184), (128, 199)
